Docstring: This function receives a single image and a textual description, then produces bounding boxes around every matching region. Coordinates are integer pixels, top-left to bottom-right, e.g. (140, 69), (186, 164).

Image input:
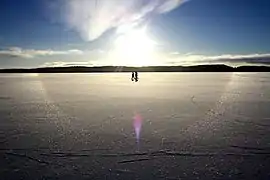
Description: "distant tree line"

(0, 65), (270, 73)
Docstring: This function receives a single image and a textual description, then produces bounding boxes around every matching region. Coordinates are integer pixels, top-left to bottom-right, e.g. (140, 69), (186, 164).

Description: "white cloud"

(157, 0), (189, 13)
(170, 51), (180, 55)
(167, 52), (270, 65)
(50, 0), (188, 41)
(2, 46), (269, 67)
(42, 61), (94, 67)
(0, 47), (83, 59)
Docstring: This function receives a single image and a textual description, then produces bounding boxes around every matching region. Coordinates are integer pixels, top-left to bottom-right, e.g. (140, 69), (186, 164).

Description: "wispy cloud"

(49, 0), (188, 41)
(42, 61), (95, 67)
(2, 46), (269, 67)
(168, 52), (270, 66)
(0, 47), (83, 59)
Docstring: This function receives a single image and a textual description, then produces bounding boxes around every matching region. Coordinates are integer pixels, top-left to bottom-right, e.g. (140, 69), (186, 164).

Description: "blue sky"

(0, 0), (270, 68)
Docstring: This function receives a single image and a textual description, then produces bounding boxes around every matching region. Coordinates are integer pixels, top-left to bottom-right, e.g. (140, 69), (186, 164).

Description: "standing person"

(134, 71), (138, 82)
(131, 72), (135, 81)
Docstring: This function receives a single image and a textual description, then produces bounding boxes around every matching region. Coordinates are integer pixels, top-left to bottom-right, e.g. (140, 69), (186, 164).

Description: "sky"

(0, 0), (270, 68)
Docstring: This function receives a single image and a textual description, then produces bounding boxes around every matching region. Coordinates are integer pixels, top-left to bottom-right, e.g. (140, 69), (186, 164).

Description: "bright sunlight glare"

(109, 28), (157, 66)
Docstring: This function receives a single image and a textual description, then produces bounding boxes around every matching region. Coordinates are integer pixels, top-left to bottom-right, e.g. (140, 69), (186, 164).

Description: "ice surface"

(1, 72), (270, 179)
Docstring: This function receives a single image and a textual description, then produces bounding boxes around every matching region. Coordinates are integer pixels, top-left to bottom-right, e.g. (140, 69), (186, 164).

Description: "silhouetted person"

(135, 71), (138, 78)
(131, 71), (139, 82)
(134, 71), (138, 82)
(131, 72), (135, 81)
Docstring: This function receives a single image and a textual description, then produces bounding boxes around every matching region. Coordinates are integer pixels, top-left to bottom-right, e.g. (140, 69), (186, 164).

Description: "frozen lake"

(1, 72), (270, 179)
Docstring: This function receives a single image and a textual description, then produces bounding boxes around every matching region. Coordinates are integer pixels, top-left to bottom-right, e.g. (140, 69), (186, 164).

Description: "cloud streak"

(2, 46), (269, 67)
(0, 47), (83, 59)
(168, 53), (270, 66)
(41, 52), (270, 68)
(42, 61), (95, 67)
(52, 0), (188, 41)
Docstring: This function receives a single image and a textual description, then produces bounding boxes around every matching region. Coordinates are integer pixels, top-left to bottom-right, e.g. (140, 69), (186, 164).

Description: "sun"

(110, 27), (156, 66)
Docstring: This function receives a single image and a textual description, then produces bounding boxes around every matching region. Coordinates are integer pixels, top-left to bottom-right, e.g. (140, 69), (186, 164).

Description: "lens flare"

(133, 113), (142, 144)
